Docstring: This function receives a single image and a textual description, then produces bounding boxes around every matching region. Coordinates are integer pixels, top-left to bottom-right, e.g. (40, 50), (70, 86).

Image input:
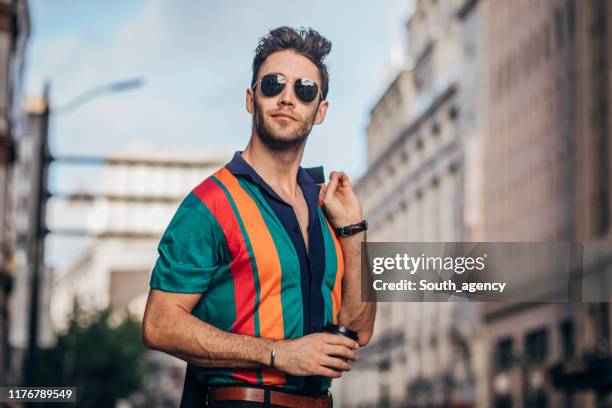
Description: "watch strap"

(334, 219), (368, 237)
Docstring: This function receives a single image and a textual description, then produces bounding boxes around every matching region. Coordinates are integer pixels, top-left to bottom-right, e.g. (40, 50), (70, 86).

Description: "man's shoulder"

(189, 165), (236, 204)
(178, 164), (243, 217)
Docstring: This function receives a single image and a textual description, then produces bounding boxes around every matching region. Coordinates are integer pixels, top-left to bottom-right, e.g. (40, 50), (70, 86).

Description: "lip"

(271, 112), (297, 121)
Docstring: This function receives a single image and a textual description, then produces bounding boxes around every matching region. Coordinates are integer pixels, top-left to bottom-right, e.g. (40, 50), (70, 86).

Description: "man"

(142, 26), (376, 407)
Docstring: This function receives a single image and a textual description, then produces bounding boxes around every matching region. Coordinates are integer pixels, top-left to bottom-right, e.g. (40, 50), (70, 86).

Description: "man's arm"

(142, 289), (270, 368)
(337, 231), (376, 346)
(319, 171), (376, 346)
(142, 289), (359, 377)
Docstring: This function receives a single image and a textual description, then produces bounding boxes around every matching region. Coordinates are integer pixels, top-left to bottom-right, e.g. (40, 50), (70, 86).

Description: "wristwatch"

(334, 219), (368, 237)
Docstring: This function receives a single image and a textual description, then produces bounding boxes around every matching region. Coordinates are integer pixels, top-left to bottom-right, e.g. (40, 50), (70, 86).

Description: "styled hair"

(251, 26), (332, 100)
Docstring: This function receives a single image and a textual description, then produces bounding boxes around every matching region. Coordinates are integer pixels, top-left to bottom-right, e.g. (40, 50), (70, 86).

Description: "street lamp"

(52, 77), (144, 115)
(24, 77), (144, 386)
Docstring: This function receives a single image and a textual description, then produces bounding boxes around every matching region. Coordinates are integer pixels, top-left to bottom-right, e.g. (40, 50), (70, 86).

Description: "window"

(524, 390), (548, 408)
(416, 138), (424, 150)
(560, 319), (575, 358)
(497, 337), (514, 370)
(566, 0), (575, 40)
(593, 303), (611, 351)
(495, 396), (513, 408)
(432, 122), (440, 136)
(525, 328), (548, 364)
(555, 8), (565, 48)
(545, 23), (552, 58)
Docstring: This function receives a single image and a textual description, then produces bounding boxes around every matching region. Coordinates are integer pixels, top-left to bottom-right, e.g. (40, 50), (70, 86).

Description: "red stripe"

(192, 176), (258, 383)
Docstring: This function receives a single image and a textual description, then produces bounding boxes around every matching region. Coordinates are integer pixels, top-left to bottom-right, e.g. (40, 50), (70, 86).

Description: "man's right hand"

(272, 333), (359, 378)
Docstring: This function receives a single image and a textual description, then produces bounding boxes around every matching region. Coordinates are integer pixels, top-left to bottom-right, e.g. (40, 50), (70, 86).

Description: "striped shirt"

(150, 151), (344, 393)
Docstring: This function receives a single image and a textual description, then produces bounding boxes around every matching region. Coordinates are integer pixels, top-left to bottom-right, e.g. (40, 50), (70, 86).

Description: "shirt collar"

(225, 151), (322, 207)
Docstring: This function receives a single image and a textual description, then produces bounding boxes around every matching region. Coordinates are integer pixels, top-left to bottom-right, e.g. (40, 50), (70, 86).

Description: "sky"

(25, 0), (415, 268)
(26, 0), (414, 192)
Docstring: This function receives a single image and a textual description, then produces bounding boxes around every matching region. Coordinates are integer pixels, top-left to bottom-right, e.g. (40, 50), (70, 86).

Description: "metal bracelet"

(270, 349), (276, 368)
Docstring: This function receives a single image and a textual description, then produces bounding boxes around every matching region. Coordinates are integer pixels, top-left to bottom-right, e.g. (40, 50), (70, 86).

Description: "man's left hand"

(318, 171), (363, 228)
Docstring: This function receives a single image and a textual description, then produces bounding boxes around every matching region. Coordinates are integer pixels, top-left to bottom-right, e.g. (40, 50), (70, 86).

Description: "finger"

(323, 171), (340, 203)
(336, 171), (351, 187)
(321, 332), (359, 349)
(319, 355), (351, 371)
(318, 184), (327, 205)
(315, 366), (343, 378)
(325, 344), (358, 361)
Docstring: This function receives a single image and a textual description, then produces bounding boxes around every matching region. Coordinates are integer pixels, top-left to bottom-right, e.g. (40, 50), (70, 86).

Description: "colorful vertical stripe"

(158, 164), (344, 392)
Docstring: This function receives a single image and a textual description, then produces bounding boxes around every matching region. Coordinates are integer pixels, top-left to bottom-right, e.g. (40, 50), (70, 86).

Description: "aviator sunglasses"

(252, 73), (323, 103)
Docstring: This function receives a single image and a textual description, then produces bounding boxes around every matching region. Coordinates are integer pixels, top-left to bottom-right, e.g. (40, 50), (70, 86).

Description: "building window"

(566, 0), (575, 40)
(560, 319), (575, 358)
(432, 122), (440, 136)
(494, 396), (513, 408)
(416, 138), (424, 150)
(591, 303), (611, 352)
(545, 23), (552, 58)
(496, 337), (514, 370)
(555, 7), (565, 48)
(525, 328), (548, 364)
(524, 390), (548, 408)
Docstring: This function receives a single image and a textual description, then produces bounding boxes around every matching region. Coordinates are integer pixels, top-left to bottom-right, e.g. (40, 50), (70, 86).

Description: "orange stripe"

(323, 216), (344, 323)
(215, 167), (286, 384)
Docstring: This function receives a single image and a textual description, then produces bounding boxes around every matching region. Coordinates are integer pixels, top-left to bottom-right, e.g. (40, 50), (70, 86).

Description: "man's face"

(246, 49), (329, 152)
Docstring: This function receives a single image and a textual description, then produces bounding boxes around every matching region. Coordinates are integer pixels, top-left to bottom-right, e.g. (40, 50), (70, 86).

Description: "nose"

(278, 82), (297, 107)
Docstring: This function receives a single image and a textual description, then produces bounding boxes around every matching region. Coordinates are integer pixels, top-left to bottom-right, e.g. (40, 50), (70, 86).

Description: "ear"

(246, 87), (254, 115)
(314, 99), (329, 125)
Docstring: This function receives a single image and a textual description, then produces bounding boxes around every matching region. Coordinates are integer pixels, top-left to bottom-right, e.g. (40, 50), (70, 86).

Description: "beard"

(253, 96), (318, 152)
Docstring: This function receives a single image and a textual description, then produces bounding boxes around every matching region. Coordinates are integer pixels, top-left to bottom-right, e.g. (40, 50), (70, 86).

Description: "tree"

(37, 305), (146, 407)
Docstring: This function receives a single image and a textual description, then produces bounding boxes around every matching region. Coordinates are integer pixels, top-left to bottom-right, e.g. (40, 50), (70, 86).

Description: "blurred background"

(0, 0), (610, 407)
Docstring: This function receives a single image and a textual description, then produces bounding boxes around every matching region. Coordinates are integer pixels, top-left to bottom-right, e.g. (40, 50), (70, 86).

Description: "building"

(50, 150), (230, 327)
(49, 149), (230, 406)
(9, 98), (55, 386)
(0, 0), (29, 386)
(479, 0), (612, 407)
(338, 0), (482, 406)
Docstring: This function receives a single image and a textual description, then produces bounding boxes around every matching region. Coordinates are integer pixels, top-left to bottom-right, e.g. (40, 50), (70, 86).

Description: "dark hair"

(251, 26), (332, 100)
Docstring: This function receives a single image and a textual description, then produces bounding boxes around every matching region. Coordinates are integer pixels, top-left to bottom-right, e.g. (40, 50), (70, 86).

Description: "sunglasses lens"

(295, 79), (319, 103)
(260, 74), (285, 97)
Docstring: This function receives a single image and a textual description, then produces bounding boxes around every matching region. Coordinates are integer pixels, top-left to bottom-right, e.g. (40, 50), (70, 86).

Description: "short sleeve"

(150, 204), (225, 293)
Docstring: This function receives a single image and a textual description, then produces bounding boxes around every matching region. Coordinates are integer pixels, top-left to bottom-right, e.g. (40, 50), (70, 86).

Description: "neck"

(242, 134), (305, 198)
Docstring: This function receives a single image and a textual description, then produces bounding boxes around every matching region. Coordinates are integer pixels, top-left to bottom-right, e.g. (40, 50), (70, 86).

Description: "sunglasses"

(252, 73), (323, 103)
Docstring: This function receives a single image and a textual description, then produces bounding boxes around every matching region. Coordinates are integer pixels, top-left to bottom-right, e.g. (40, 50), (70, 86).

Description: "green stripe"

(210, 175), (263, 385)
(236, 177), (305, 390)
(317, 207), (340, 392)
(182, 192), (238, 385)
(318, 206), (339, 325)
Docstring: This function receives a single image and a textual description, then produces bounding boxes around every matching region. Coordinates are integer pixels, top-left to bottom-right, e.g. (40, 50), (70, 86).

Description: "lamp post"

(24, 77), (143, 386)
